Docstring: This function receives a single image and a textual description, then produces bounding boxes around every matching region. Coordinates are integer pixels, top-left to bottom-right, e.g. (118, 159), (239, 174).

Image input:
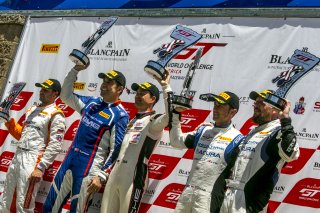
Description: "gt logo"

(149, 163), (166, 171)
(181, 117), (196, 125)
(300, 189), (320, 197)
(175, 42), (227, 60)
(293, 54), (315, 62)
(166, 192), (181, 200)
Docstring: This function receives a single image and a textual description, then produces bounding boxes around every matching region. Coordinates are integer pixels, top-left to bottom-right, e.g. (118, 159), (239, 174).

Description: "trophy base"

(172, 95), (193, 109)
(144, 60), (165, 79)
(264, 93), (286, 111)
(69, 49), (90, 66)
(0, 111), (9, 123)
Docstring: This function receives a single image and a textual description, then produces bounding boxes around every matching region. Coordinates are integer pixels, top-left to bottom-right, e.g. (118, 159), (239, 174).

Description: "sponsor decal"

(314, 161), (320, 170)
(10, 91), (33, 111)
(281, 148), (315, 175)
(293, 96), (306, 114)
(64, 120), (80, 141)
(87, 83), (98, 92)
(73, 82), (86, 90)
(273, 185), (286, 193)
(283, 178), (320, 208)
(148, 154), (181, 180)
(55, 98), (75, 117)
(40, 44), (60, 53)
(218, 136), (232, 141)
(88, 41), (130, 62)
(99, 111), (110, 119)
(153, 183), (185, 209)
(0, 151), (15, 172)
(239, 96), (250, 105)
(178, 168), (190, 177)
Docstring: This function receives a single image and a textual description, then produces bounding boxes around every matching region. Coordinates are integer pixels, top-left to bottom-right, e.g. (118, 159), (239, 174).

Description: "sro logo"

(166, 192), (181, 201)
(0, 158), (11, 166)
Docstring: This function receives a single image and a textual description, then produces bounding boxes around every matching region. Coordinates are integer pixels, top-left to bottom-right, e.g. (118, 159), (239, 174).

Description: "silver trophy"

(172, 48), (203, 109)
(69, 16), (118, 65)
(144, 25), (202, 79)
(265, 49), (320, 110)
(0, 82), (26, 123)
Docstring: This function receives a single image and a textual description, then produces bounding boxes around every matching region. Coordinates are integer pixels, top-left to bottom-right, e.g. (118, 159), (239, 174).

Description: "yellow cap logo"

(141, 82), (151, 89)
(219, 92), (231, 100)
(40, 44), (60, 53)
(107, 70), (118, 77)
(45, 79), (54, 86)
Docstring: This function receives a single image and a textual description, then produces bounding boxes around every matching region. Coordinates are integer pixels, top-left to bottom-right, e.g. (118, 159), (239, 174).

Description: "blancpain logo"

(89, 48), (130, 56)
(274, 186), (285, 193)
(178, 169), (190, 176)
(295, 128), (319, 141)
(314, 162), (320, 170)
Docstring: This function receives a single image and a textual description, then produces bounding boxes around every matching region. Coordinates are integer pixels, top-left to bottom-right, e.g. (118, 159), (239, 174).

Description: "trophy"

(144, 25), (202, 79)
(172, 48), (203, 109)
(69, 16), (118, 65)
(265, 49), (320, 110)
(0, 82), (26, 123)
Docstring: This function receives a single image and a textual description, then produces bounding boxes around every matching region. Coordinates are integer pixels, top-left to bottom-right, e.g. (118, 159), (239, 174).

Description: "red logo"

(0, 151), (15, 172)
(283, 178), (320, 208)
(64, 120), (80, 141)
(314, 102), (320, 110)
(43, 160), (62, 182)
(175, 42), (227, 60)
(122, 102), (137, 120)
(148, 154), (181, 180)
(240, 117), (258, 136)
(153, 183), (185, 209)
(10, 91), (33, 111)
(55, 98), (75, 118)
(281, 148), (315, 175)
(174, 109), (211, 133)
(267, 200), (281, 213)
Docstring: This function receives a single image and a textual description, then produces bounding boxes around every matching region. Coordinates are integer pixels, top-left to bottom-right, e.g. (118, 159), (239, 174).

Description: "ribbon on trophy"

(0, 82), (26, 123)
(69, 16), (118, 65)
(144, 25), (202, 79)
(172, 48), (203, 109)
(264, 49), (320, 110)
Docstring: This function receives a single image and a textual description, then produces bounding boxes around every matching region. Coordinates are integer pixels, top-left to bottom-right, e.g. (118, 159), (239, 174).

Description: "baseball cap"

(212, 91), (240, 110)
(35, 79), (61, 93)
(131, 82), (160, 103)
(249, 89), (274, 101)
(98, 70), (126, 87)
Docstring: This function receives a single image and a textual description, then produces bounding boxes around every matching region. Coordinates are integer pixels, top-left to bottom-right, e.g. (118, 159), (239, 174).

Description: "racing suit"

(1, 103), (65, 213)
(100, 85), (171, 213)
(221, 118), (299, 213)
(169, 111), (244, 213)
(43, 68), (129, 212)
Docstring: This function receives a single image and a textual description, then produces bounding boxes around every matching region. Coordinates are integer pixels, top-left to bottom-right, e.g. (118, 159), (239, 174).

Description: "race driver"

(1, 79), (65, 213)
(98, 69), (171, 213)
(220, 89), (299, 213)
(43, 64), (129, 212)
(170, 91), (244, 213)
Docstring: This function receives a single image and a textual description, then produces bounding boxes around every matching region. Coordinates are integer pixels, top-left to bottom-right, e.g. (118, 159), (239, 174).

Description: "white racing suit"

(100, 85), (171, 213)
(221, 118), (299, 213)
(169, 110), (244, 213)
(1, 103), (65, 213)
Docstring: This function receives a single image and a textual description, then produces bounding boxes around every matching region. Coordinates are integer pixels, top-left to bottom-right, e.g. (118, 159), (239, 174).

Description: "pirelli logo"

(40, 44), (60, 53)
(73, 82), (85, 90)
(99, 111), (110, 119)
(218, 136), (232, 141)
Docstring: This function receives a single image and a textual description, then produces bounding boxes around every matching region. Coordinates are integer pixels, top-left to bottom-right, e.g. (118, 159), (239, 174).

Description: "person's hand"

(29, 168), (44, 185)
(174, 106), (188, 113)
(279, 99), (291, 119)
(73, 61), (90, 72)
(87, 176), (103, 194)
(153, 69), (170, 86)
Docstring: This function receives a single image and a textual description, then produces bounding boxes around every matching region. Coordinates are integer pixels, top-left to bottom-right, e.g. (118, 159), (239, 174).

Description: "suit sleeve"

(5, 118), (23, 140)
(277, 117), (299, 162)
(60, 68), (88, 114)
(37, 112), (66, 171)
(99, 115), (129, 181)
(149, 85), (171, 134)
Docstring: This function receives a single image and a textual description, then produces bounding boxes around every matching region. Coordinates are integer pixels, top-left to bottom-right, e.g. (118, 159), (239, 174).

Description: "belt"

(17, 147), (31, 152)
(186, 184), (207, 192)
(73, 147), (90, 156)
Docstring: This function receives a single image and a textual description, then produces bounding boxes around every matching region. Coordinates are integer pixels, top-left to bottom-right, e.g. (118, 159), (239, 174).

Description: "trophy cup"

(0, 82), (26, 123)
(69, 16), (118, 65)
(265, 49), (320, 110)
(144, 25), (202, 79)
(172, 48), (203, 109)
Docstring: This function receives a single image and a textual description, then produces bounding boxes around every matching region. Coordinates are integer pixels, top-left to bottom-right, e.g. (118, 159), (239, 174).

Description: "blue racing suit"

(43, 68), (129, 212)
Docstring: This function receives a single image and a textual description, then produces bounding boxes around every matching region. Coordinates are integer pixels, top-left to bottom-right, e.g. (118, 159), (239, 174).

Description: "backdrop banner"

(0, 17), (319, 213)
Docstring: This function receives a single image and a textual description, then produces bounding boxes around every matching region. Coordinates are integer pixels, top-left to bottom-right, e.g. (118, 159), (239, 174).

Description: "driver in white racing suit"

(220, 89), (299, 213)
(170, 91), (244, 213)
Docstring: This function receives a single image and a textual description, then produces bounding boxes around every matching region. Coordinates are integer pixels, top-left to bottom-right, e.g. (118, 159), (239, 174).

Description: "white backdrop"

(0, 16), (319, 212)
